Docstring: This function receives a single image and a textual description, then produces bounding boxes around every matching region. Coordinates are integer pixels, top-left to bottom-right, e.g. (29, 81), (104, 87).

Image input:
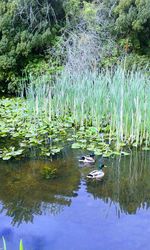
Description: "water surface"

(0, 149), (150, 250)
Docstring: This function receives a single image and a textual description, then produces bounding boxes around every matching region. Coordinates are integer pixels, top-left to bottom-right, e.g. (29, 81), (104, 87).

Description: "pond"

(0, 149), (150, 250)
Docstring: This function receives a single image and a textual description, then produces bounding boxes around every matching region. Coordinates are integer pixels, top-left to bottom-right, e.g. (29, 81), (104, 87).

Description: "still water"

(0, 149), (150, 250)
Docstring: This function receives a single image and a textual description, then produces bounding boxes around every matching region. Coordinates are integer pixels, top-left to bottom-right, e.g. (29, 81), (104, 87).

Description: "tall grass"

(23, 67), (150, 148)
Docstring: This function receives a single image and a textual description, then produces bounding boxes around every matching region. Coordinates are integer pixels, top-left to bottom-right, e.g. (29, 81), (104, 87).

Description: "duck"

(87, 161), (105, 180)
(79, 153), (95, 163)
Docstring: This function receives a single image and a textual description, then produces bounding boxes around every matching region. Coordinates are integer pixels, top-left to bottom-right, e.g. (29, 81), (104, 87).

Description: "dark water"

(0, 149), (150, 250)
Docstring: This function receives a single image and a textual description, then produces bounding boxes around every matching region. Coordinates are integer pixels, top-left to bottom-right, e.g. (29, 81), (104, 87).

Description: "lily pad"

(112, 151), (121, 156)
(51, 148), (62, 154)
(72, 143), (82, 149)
(94, 149), (103, 155)
(67, 138), (73, 141)
(2, 155), (12, 160)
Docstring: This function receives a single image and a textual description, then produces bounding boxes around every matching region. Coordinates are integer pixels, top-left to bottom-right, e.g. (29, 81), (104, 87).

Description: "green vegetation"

(2, 237), (24, 250)
(0, 0), (64, 92)
(114, 0), (150, 54)
(0, 159), (79, 226)
(0, 67), (149, 160)
(0, 97), (66, 160)
(1, 3), (150, 249)
(24, 67), (150, 154)
(41, 166), (58, 179)
(0, 0), (149, 93)
(0, 1), (149, 159)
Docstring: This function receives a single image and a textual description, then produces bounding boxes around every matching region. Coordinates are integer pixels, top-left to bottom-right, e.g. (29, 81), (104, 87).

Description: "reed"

(2, 237), (24, 250)
(24, 67), (150, 148)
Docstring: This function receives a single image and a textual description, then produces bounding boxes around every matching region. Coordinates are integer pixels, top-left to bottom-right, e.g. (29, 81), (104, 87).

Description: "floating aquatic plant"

(41, 166), (58, 179)
(0, 67), (149, 160)
(24, 67), (150, 151)
(0, 147), (24, 160)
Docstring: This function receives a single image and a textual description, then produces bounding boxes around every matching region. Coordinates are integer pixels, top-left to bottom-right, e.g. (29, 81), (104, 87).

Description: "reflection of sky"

(0, 182), (150, 250)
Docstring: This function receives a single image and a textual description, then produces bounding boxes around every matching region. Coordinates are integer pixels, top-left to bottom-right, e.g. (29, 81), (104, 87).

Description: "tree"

(114, 0), (150, 54)
(0, 0), (65, 93)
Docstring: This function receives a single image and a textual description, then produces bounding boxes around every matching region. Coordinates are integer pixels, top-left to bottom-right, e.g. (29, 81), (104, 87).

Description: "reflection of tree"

(86, 151), (150, 216)
(0, 159), (80, 226)
(0, 200), (42, 226)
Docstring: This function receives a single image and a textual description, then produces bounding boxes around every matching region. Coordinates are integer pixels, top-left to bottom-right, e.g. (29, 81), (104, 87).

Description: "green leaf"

(19, 239), (24, 250)
(103, 152), (113, 157)
(2, 237), (7, 250)
(67, 138), (73, 141)
(71, 143), (82, 149)
(113, 151), (121, 156)
(87, 127), (98, 133)
(20, 142), (28, 148)
(94, 149), (103, 155)
(51, 148), (61, 154)
(87, 146), (95, 151)
(79, 139), (87, 143)
(12, 149), (24, 156)
(2, 155), (12, 160)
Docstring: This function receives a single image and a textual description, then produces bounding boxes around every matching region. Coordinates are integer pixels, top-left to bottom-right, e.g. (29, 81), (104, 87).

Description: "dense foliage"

(0, 69), (150, 161)
(114, 0), (150, 54)
(0, 0), (150, 93)
(0, 0), (65, 92)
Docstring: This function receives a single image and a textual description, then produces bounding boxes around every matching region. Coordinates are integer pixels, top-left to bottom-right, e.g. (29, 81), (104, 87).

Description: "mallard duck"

(79, 153), (95, 163)
(87, 161), (105, 179)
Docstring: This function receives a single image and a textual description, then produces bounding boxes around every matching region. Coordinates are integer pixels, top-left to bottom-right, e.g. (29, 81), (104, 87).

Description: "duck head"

(89, 153), (95, 158)
(98, 157), (105, 170)
(98, 163), (105, 170)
